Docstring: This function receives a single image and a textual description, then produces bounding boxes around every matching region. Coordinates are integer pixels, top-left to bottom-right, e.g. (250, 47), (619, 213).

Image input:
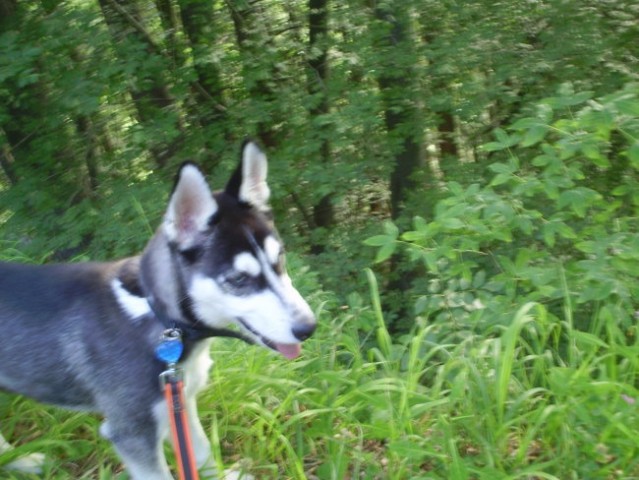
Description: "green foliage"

(2, 0), (638, 270)
(367, 83), (639, 340)
(2, 1), (639, 478)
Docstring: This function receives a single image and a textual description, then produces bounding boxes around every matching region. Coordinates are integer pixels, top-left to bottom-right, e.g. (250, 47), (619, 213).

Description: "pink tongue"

(275, 343), (301, 359)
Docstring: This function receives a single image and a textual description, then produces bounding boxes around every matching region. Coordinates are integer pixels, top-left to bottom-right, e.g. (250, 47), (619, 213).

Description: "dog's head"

(159, 141), (315, 358)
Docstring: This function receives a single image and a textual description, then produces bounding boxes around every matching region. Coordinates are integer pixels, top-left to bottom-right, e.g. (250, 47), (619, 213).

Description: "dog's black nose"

(292, 322), (316, 341)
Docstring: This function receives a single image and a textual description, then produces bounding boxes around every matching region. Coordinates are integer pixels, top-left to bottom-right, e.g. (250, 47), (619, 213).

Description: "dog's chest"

(181, 339), (214, 395)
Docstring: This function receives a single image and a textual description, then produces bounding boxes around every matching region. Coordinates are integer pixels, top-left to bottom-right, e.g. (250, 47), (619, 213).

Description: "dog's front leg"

(101, 417), (173, 480)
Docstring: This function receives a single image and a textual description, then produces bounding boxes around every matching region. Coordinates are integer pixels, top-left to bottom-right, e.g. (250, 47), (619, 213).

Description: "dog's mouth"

(237, 318), (301, 360)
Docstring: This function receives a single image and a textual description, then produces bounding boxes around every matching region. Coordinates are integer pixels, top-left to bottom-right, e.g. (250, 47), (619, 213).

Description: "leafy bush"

(366, 83), (639, 344)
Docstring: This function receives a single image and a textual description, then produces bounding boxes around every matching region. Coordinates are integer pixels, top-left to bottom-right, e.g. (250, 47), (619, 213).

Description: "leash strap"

(157, 329), (200, 480)
(163, 373), (199, 480)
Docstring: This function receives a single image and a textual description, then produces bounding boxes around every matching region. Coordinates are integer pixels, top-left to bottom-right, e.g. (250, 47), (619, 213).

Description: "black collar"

(147, 293), (254, 344)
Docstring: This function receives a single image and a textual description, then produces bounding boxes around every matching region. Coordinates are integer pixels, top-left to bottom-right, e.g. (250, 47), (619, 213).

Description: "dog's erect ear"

(225, 141), (270, 210)
(164, 162), (218, 247)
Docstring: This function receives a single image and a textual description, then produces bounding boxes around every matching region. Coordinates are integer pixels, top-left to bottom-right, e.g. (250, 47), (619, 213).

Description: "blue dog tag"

(155, 329), (184, 365)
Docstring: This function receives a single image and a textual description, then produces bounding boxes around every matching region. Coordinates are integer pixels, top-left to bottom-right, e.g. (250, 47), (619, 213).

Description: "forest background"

(1, 0), (639, 478)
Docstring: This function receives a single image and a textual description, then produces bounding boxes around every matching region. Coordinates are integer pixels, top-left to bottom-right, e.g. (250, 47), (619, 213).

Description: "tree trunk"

(373, 3), (421, 220)
(371, 2), (424, 333)
(0, 0), (17, 24)
(178, 0), (228, 134)
(98, 0), (181, 168)
(225, 0), (279, 148)
(307, 0), (334, 251)
(154, 0), (185, 68)
(75, 115), (100, 195)
(437, 110), (461, 180)
(0, 129), (18, 186)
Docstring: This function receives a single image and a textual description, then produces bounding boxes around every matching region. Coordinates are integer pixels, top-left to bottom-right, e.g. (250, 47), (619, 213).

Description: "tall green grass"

(2, 268), (639, 479)
(199, 270), (639, 479)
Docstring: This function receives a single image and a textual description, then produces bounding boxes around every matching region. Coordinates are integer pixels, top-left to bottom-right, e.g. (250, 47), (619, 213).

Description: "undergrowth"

(2, 85), (639, 478)
(2, 267), (639, 479)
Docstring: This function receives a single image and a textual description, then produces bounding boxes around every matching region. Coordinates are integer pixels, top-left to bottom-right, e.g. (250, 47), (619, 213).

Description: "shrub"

(366, 83), (639, 345)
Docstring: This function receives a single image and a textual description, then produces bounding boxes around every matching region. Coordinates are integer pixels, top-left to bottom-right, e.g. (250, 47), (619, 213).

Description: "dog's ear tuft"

(225, 141), (270, 210)
(164, 162), (218, 247)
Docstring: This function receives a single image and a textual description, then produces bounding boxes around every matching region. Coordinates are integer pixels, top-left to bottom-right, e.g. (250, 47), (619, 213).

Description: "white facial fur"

(263, 235), (281, 265)
(189, 267), (313, 346)
(233, 252), (261, 277)
(189, 275), (295, 344)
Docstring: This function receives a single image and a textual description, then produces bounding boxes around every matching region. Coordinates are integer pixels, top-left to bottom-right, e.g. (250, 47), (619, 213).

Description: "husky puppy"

(0, 141), (316, 479)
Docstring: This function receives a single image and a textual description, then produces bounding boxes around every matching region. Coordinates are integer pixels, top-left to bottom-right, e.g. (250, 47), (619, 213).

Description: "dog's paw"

(5, 452), (47, 475)
(196, 458), (253, 480)
(220, 461), (254, 480)
(198, 463), (217, 479)
(222, 470), (254, 480)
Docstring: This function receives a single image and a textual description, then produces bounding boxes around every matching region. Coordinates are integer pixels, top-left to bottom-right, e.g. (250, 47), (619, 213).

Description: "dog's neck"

(116, 254), (253, 357)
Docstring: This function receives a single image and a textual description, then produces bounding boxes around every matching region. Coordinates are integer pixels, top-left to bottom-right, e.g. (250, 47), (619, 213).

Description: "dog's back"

(0, 259), (164, 409)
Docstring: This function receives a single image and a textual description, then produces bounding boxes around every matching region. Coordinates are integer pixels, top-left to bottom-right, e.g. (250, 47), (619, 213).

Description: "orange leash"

(156, 328), (199, 480)
(163, 376), (199, 480)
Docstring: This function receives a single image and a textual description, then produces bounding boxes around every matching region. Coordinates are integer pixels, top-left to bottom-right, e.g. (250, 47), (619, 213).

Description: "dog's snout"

(292, 321), (316, 341)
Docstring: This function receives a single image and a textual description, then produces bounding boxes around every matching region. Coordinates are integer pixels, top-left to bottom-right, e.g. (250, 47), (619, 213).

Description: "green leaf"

(364, 221), (399, 251)
(414, 295), (429, 315)
(440, 217), (465, 230)
(448, 182), (464, 196)
(422, 250), (439, 272)
(401, 230), (426, 243)
(488, 162), (516, 174)
(542, 224), (556, 247)
(481, 129), (521, 152)
(532, 154), (552, 166)
(544, 89), (594, 108)
(494, 128), (510, 144)
(510, 117), (540, 130)
(581, 140), (609, 167)
(413, 216), (427, 230)
(616, 98), (639, 117)
(579, 280), (614, 302)
(558, 187), (601, 217)
(490, 173), (512, 187)
(481, 141), (505, 152)
(612, 185), (630, 196)
(627, 141), (639, 169)
(383, 220), (399, 237)
(521, 124), (548, 147)
(375, 242), (397, 263)
(363, 235), (392, 247)
(572, 331), (608, 349)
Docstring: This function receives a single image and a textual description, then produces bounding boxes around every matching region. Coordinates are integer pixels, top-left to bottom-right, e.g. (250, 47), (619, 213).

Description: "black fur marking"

(117, 259), (144, 297)
(224, 138), (262, 200)
(237, 317), (279, 352)
(208, 212), (221, 227)
(224, 161), (242, 199)
(179, 246), (203, 264)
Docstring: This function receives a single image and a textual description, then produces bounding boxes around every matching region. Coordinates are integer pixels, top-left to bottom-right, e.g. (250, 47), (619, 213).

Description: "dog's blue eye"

(226, 272), (251, 289)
